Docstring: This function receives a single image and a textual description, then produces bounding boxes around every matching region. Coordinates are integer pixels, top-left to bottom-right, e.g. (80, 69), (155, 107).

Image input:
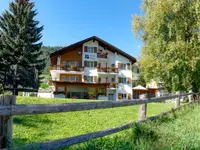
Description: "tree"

(0, 0), (45, 94)
(132, 0), (200, 92)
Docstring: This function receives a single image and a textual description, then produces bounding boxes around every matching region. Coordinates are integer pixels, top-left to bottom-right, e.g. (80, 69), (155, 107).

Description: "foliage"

(133, 71), (146, 87)
(40, 46), (63, 74)
(39, 83), (49, 89)
(67, 103), (200, 150)
(0, 0), (45, 92)
(132, 0), (200, 92)
(13, 96), (173, 146)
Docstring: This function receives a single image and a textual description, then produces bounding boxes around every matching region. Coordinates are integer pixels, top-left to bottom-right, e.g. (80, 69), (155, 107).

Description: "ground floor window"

(118, 93), (127, 100)
(66, 87), (104, 99)
(57, 86), (65, 92)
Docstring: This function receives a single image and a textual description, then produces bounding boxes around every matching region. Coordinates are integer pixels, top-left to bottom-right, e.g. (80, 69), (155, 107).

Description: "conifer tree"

(0, 0), (45, 92)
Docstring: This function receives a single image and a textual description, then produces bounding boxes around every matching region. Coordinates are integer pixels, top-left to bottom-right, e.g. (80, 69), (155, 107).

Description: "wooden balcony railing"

(49, 65), (84, 72)
(97, 67), (118, 73)
(97, 52), (107, 59)
(107, 82), (118, 88)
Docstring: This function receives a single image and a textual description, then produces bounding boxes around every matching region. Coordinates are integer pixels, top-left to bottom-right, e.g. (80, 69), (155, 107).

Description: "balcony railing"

(107, 82), (118, 88)
(49, 65), (84, 72)
(97, 67), (118, 73)
(97, 52), (107, 59)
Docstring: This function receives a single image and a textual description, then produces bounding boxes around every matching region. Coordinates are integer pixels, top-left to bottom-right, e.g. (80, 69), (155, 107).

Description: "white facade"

(50, 39), (134, 101)
(82, 40), (133, 100)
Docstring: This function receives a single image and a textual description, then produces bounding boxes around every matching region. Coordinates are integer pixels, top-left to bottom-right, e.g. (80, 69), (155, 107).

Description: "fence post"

(0, 95), (16, 149)
(175, 91), (180, 108)
(188, 90), (193, 103)
(138, 94), (147, 120)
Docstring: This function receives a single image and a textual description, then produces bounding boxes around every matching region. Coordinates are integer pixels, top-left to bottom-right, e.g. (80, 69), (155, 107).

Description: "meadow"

(68, 103), (200, 150)
(13, 96), (174, 148)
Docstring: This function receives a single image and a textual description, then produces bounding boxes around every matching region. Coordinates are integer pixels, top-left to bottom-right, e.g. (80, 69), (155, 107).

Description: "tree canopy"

(132, 0), (200, 92)
(0, 0), (45, 93)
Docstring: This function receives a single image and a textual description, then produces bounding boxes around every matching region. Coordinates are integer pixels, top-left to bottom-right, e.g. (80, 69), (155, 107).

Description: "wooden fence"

(0, 92), (196, 150)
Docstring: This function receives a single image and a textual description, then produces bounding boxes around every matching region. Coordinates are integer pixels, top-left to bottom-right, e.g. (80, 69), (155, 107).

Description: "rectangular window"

(87, 76), (93, 83)
(62, 76), (78, 82)
(111, 77), (115, 82)
(84, 61), (97, 67)
(64, 61), (79, 67)
(86, 47), (97, 53)
(121, 78), (127, 84)
(88, 47), (94, 53)
(121, 64), (126, 69)
(118, 93), (127, 99)
(57, 86), (65, 92)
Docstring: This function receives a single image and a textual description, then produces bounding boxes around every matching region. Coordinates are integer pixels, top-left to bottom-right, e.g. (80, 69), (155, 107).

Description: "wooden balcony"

(97, 67), (118, 73)
(97, 52), (107, 59)
(49, 65), (84, 72)
(107, 82), (118, 88)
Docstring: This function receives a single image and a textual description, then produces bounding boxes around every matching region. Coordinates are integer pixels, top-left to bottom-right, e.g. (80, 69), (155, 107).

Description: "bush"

(40, 83), (49, 89)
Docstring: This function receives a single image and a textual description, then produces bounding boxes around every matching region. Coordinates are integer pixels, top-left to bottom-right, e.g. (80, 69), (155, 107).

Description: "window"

(62, 76), (78, 82)
(118, 93), (127, 99)
(121, 64), (126, 69)
(84, 46), (97, 53)
(121, 78), (127, 84)
(57, 86), (65, 92)
(84, 76), (97, 83)
(111, 77), (115, 82)
(87, 76), (93, 83)
(118, 63), (126, 69)
(63, 61), (79, 67)
(84, 61), (97, 67)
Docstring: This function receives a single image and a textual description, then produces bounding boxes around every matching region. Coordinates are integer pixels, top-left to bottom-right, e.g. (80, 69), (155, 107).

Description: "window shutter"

(94, 61), (97, 67)
(84, 46), (88, 52)
(118, 77), (121, 83)
(84, 61), (87, 67)
(94, 47), (97, 53)
(118, 63), (121, 69)
(127, 77), (131, 84)
(94, 76), (97, 83)
(127, 63), (130, 70)
(84, 75), (87, 82)
(128, 94), (132, 100)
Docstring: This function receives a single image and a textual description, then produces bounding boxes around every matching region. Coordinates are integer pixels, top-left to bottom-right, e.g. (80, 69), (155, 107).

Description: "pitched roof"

(132, 85), (148, 90)
(50, 36), (137, 63)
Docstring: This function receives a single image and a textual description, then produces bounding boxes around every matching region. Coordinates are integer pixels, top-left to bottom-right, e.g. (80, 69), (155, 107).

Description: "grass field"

(67, 103), (200, 150)
(13, 96), (174, 148)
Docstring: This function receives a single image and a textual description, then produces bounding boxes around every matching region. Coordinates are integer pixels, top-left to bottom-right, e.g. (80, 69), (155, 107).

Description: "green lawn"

(67, 103), (200, 150)
(13, 96), (174, 147)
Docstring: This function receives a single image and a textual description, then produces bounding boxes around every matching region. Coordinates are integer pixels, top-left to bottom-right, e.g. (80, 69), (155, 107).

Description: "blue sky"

(0, 0), (143, 58)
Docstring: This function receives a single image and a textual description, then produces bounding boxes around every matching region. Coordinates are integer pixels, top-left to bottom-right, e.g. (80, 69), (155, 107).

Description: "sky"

(0, 0), (143, 58)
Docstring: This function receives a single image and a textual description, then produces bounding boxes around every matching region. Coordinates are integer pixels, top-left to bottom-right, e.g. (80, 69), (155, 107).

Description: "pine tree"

(0, 0), (45, 93)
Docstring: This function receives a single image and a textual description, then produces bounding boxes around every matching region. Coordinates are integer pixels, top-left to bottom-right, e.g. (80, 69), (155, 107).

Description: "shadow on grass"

(13, 115), (51, 128)
(13, 137), (29, 147)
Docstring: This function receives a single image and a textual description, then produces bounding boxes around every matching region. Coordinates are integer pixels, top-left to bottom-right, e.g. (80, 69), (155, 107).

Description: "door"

(108, 94), (114, 100)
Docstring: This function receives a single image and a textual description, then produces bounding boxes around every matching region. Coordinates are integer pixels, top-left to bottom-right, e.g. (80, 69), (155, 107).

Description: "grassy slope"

(13, 97), (173, 147)
(68, 103), (200, 150)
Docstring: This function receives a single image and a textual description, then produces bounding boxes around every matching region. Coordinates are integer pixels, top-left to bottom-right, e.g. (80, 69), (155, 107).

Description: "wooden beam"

(8, 102), (193, 150)
(0, 93), (194, 116)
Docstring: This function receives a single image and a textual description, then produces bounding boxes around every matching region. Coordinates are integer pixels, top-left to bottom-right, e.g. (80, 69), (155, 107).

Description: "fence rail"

(0, 92), (196, 150)
(0, 93), (193, 116)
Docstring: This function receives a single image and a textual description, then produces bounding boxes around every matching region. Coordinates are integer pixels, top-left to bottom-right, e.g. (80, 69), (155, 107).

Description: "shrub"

(40, 83), (49, 89)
